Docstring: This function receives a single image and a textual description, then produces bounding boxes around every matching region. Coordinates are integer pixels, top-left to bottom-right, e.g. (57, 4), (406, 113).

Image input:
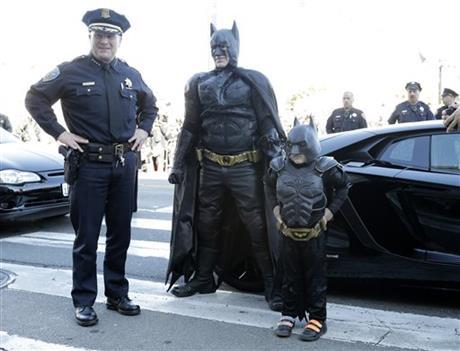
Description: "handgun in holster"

(58, 145), (82, 186)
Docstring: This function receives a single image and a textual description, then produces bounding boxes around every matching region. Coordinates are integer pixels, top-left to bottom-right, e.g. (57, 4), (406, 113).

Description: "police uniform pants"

(197, 160), (270, 259)
(280, 232), (327, 322)
(70, 152), (137, 307)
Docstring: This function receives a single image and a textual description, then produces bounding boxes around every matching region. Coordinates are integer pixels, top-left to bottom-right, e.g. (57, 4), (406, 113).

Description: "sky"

(1, 0), (460, 133)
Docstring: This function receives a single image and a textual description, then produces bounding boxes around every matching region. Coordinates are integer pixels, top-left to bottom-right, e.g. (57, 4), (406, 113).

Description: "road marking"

(137, 205), (173, 214)
(0, 331), (95, 351)
(0, 232), (170, 259)
(110, 217), (171, 231)
(3, 263), (459, 351)
(63, 214), (172, 230)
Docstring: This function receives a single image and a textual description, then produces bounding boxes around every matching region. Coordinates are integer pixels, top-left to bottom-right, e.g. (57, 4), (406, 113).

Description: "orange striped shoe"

(299, 319), (327, 341)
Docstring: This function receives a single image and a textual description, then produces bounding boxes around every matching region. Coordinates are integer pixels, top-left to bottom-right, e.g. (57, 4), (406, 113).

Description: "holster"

(58, 145), (82, 186)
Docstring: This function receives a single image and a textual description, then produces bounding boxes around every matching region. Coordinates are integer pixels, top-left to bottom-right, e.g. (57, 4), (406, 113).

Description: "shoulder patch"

(41, 67), (60, 82)
(315, 156), (338, 173)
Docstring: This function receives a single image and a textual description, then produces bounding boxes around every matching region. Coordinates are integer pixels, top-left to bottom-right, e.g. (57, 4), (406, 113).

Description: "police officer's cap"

(405, 81), (422, 91)
(442, 88), (458, 98)
(82, 8), (130, 34)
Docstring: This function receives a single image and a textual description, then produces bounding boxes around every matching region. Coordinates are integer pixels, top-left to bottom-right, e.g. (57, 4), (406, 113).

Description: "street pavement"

(1, 174), (459, 351)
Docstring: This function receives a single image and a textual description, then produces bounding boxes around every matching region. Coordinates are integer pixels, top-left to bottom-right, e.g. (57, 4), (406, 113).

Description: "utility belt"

(273, 206), (327, 241)
(82, 142), (133, 164)
(58, 142), (133, 186)
(196, 148), (262, 167)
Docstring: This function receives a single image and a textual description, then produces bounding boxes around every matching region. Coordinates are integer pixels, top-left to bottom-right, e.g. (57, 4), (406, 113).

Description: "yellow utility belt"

(196, 148), (262, 167)
(274, 206), (327, 241)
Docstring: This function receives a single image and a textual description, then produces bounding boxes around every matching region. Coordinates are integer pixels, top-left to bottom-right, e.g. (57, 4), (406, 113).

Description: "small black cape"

(165, 67), (285, 291)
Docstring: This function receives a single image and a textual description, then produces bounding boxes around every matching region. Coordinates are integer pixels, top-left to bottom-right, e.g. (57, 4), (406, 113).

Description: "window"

(431, 134), (460, 174)
(380, 136), (429, 169)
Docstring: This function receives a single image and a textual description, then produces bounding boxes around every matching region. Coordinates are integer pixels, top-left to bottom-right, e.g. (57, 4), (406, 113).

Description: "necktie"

(103, 64), (124, 140)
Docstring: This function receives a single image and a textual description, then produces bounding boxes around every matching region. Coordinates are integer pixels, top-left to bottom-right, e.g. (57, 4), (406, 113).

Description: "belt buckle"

(221, 155), (234, 166)
(114, 144), (124, 156)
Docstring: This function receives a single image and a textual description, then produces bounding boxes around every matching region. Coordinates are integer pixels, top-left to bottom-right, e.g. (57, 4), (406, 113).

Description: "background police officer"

(435, 88), (458, 120)
(388, 82), (434, 124)
(325, 91), (367, 134)
(25, 8), (158, 327)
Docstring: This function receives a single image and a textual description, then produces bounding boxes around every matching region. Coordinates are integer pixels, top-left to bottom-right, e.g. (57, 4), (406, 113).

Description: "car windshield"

(0, 128), (20, 144)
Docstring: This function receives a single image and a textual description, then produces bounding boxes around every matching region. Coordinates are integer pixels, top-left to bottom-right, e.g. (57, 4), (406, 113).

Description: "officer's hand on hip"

(58, 131), (89, 152)
(168, 169), (184, 184)
(129, 128), (149, 151)
(444, 107), (460, 132)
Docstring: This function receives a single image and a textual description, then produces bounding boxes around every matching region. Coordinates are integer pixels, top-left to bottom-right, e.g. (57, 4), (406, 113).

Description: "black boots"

(106, 296), (141, 316)
(171, 247), (218, 297)
(75, 306), (98, 327)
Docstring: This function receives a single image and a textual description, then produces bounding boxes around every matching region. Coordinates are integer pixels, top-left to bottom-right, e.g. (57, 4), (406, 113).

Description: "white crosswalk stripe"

(2, 262), (459, 351)
(1, 231), (170, 259)
(0, 331), (95, 351)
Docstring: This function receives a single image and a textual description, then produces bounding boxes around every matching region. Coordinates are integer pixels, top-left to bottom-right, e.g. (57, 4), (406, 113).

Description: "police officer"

(388, 82), (434, 124)
(25, 8), (158, 326)
(0, 113), (12, 133)
(435, 88), (458, 120)
(325, 92), (367, 134)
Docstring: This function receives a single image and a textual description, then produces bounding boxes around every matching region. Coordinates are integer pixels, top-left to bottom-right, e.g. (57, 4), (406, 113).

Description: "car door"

(394, 132), (460, 263)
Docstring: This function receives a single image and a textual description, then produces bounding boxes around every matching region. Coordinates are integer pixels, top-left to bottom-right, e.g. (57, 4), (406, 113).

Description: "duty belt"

(273, 206), (327, 241)
(196, 148), (262, 167)
(83, 142), (133, 165)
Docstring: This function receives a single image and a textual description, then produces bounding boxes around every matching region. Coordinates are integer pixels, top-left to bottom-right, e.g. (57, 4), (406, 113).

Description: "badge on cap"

(101, 8), (111, 18)
(42, 67), (60, 82)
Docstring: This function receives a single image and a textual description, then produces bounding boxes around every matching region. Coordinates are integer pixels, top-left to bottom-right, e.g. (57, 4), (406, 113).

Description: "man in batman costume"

(166, 22), (285, 310)
(266, 118), (349, 341)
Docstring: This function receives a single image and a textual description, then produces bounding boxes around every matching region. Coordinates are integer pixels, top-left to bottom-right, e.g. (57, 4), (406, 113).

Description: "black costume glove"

(259, 128), (282, 159)
(168, 129), (195, 184)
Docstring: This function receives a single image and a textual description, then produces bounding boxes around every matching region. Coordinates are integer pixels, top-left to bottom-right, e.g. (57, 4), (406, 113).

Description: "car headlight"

(0, 169), (41, 185)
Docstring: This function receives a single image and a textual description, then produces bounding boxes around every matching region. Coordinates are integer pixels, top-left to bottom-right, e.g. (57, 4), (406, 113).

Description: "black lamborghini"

(322, 120), (459, 287)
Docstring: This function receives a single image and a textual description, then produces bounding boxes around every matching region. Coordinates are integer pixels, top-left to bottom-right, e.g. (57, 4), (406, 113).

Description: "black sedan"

(0, 129), (69, 222)
(322, 120), (460, 287)
(221, 120), (460, 291)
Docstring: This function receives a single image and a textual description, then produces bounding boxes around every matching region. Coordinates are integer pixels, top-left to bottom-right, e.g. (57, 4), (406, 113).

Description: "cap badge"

(101, 8), (111, 18)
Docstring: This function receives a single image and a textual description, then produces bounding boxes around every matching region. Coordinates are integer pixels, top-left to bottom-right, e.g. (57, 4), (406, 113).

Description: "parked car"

(221, 120), (460, 291)
(322, 120), (459, 288)
(0, 129), (69, 222)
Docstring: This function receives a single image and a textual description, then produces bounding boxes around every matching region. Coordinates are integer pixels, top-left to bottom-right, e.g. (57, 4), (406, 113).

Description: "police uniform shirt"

(388, 101), (434, 124)
(25, 55), (158, 144)
(325, 107), (367, 134)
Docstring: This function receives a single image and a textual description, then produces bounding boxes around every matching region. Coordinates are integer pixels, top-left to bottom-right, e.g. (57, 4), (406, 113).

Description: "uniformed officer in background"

(325, 91), (367, 134)
(0, 113), (12, 132)
(435, 88), (458, 120)
(388, 82), (434, 124)
(25, 8), (158, 327)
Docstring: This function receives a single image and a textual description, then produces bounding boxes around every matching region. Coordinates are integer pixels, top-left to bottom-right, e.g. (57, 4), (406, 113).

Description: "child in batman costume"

(265, 118), (349, 341)
(167, 22), (285, 310)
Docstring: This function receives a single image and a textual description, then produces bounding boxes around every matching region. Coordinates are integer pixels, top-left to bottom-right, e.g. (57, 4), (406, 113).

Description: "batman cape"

(166, 67), (285, 291)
